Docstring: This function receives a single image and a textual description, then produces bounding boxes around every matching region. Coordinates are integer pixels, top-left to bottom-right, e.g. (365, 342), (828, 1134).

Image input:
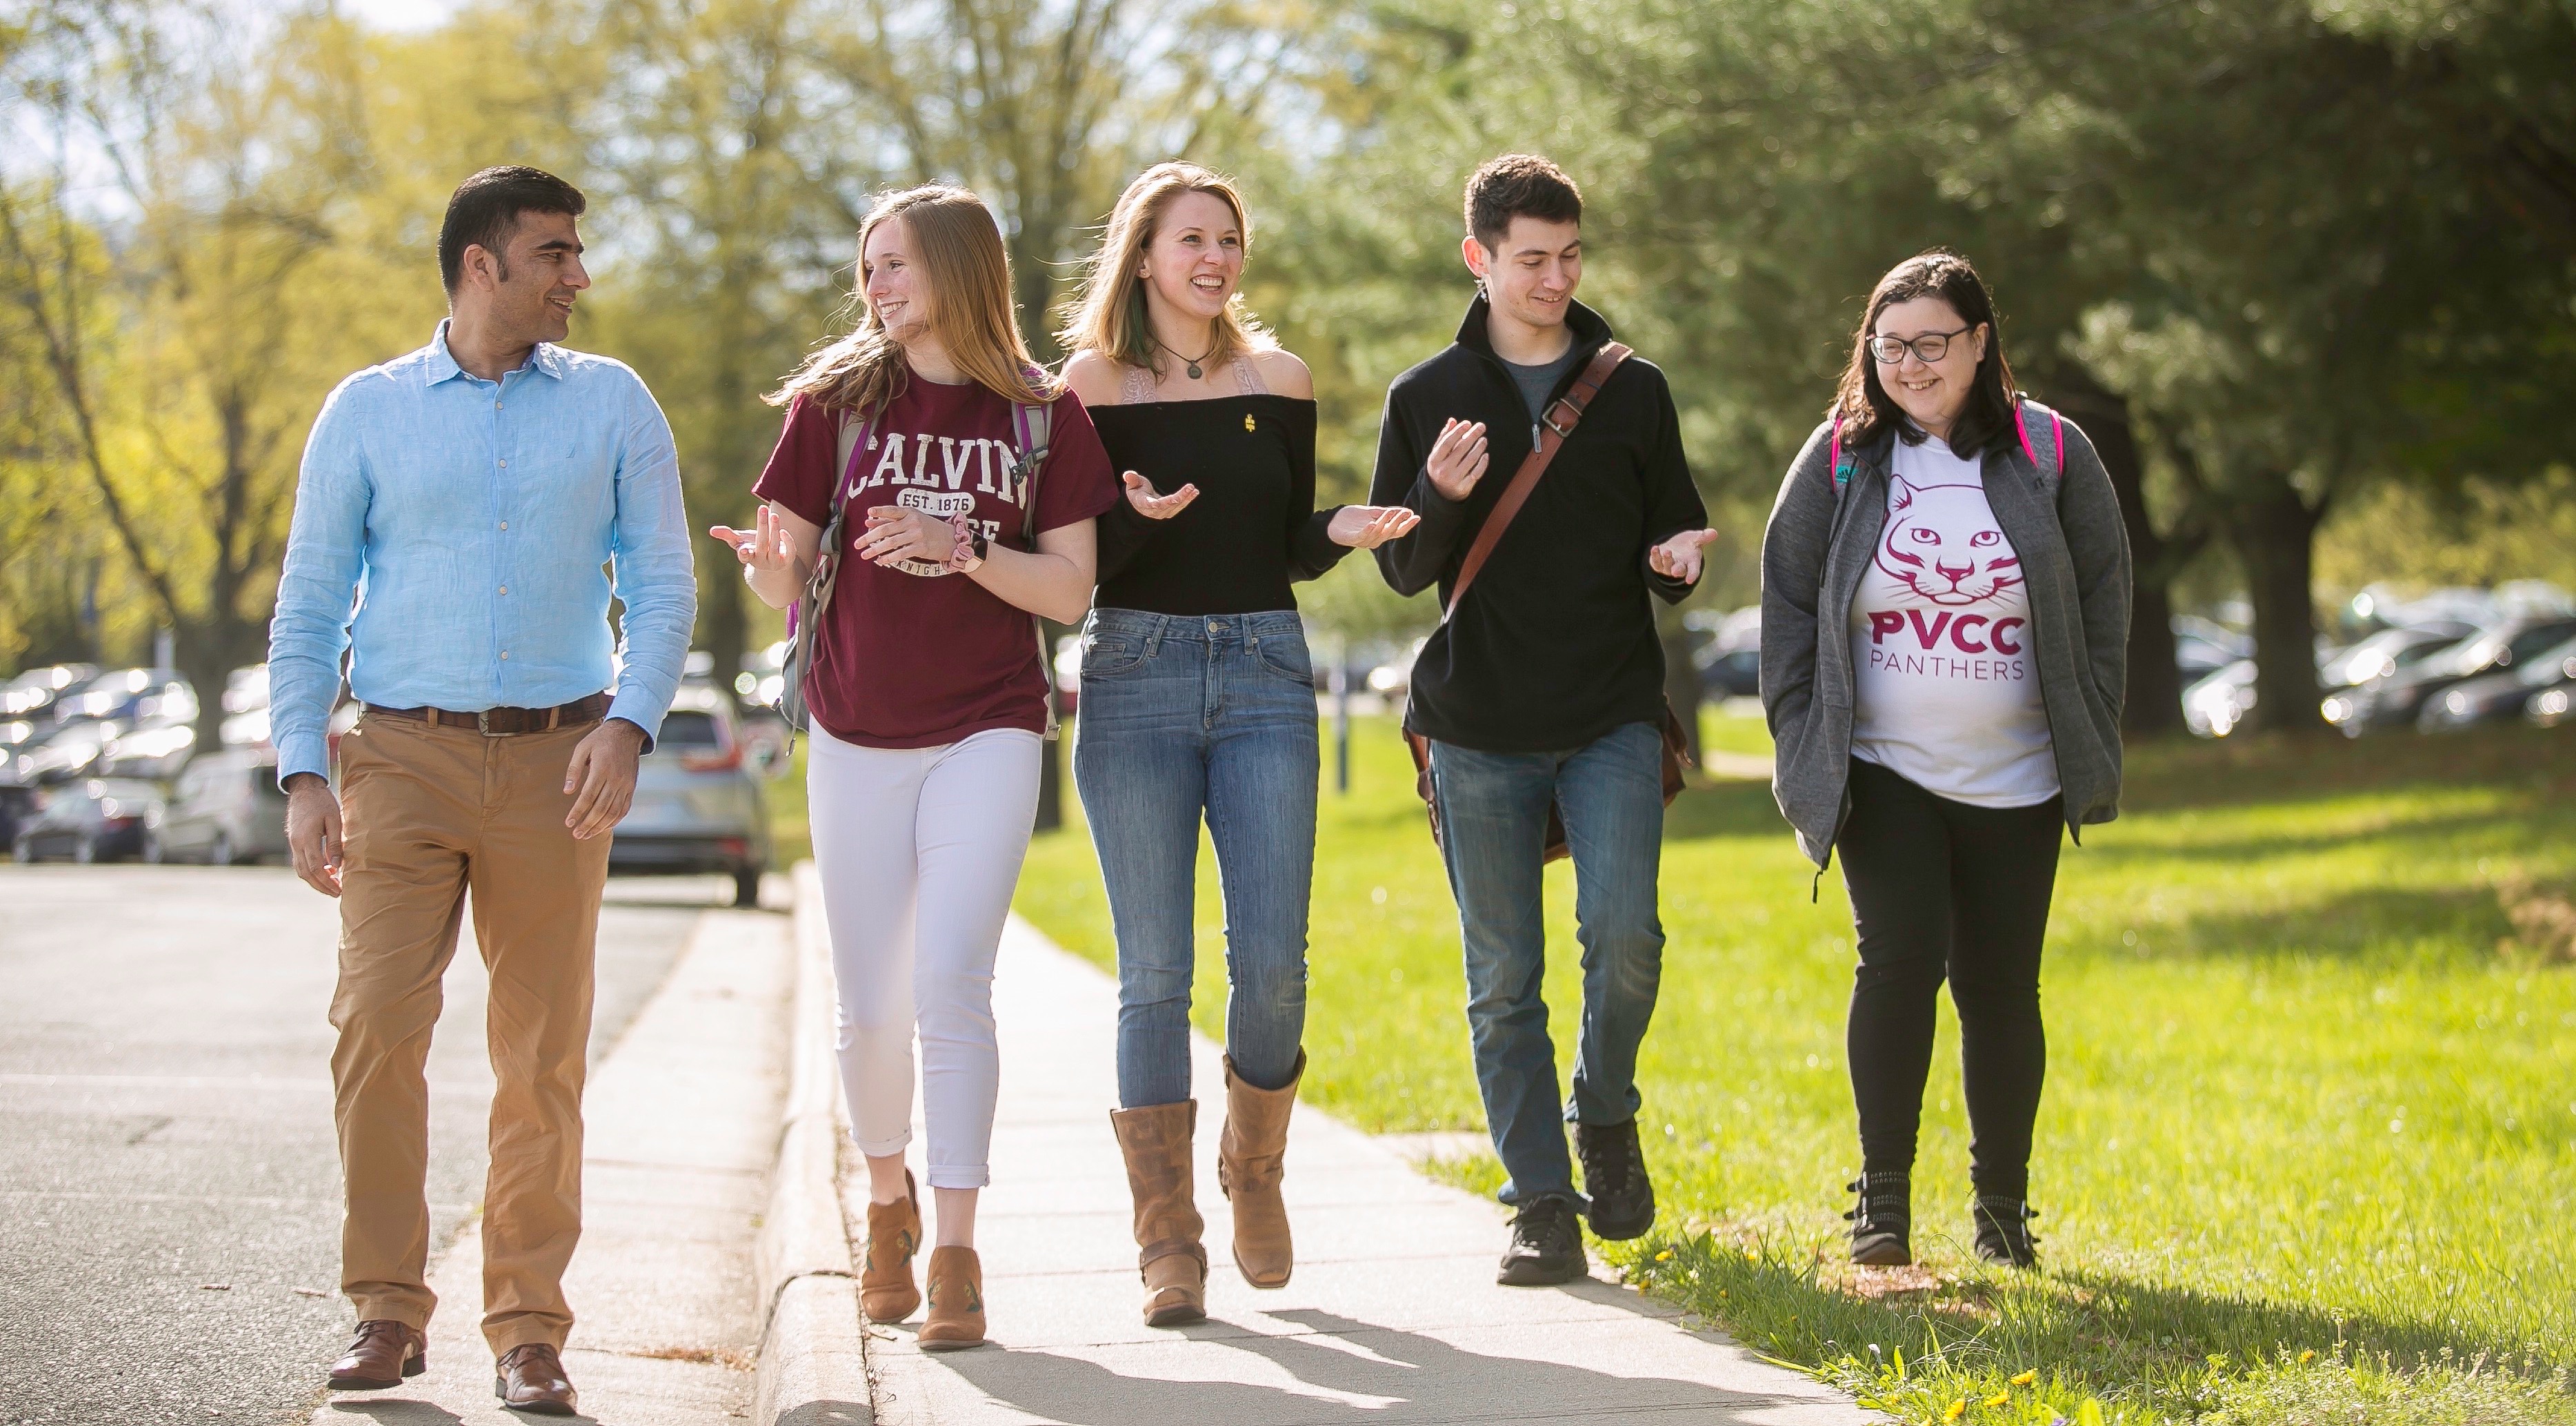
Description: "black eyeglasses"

(1869, 326), (1975, 364)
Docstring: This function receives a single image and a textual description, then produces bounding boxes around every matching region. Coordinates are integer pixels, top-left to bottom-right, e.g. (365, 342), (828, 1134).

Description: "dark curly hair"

(1463, 153), (1582, 254)
(1831, 248), (2020, 457)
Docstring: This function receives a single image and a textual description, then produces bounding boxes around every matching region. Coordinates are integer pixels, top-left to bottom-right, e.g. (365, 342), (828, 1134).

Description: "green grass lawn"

(1012, 708), (2576, 1425)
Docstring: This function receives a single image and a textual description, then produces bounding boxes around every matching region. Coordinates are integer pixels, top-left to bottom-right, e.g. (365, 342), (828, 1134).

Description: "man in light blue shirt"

(268, 166), (693, 1416)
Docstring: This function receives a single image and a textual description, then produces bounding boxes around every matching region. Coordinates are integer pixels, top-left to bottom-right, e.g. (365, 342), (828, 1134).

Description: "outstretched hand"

(1425, 418), (1488, 502)
(1122, 471), (1199, 519)
(708, 505), (798, 575)
(1326, 504), (1421, 550)
(1648, 528), (1722, 585)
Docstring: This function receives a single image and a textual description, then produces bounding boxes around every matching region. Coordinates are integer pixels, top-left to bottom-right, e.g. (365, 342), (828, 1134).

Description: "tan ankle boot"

(859, 1169), (922, 1323)
(919, 1245), (985, 1350)
(1110, 1100), (1207, 1327)
(1219, 1051), (1302, 1289)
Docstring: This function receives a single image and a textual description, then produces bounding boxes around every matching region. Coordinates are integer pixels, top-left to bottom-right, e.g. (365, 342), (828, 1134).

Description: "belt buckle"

(476, 709), (497, 737)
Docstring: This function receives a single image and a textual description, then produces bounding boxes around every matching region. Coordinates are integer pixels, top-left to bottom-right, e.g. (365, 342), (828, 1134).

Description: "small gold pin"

(1244, 413), (1257, 433)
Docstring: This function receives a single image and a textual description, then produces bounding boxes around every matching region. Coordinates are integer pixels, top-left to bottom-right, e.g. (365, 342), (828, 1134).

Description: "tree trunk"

(2229, 478), (2327, 735)
(174, 617), (255, 753)
(2044, 367), (2198, 737)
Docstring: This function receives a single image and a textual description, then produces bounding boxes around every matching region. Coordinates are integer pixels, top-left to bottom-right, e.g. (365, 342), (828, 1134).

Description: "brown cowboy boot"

(861, 1168), (923, 1322)
(919, 1245), (986, 1351)
(493, 1341), (578, 1416)
(1110, 1100), (1208, 1327)
(327, 1319), (426, 1390)
(1219, 1051), (1302, 1289)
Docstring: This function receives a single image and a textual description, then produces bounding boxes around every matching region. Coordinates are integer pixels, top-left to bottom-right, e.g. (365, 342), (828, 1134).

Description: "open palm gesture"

(1122, 471), (1199, 519)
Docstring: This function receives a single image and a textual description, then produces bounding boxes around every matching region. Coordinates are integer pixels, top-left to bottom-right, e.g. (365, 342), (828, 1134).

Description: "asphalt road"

(0, 865), (733, 1426)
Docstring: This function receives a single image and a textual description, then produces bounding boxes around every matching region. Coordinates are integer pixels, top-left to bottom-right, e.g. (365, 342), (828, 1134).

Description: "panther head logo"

(1875, 476), (2021, 608)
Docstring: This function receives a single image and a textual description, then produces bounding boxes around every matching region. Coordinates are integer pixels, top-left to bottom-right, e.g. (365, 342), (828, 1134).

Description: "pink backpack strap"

(1830, 413), (1850, 492)
(2014, 401), (2066, 483)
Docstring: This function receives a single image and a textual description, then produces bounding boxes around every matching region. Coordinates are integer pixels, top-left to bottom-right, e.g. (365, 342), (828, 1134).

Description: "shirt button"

(498, 459), (508, 468)
(499, 521), (508, 531)
(500, 651), (510, 661)
(499, 586), (508, 595)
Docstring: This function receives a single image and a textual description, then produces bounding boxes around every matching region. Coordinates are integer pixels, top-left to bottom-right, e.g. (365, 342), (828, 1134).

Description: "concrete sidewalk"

(847, 913), (1876, 1426)
(311, 907), (795, 1426)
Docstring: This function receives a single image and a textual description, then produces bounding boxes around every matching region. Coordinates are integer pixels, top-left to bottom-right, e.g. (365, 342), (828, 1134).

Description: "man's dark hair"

(438, 166), (587, 295)
(1463, 154), (1582, 254)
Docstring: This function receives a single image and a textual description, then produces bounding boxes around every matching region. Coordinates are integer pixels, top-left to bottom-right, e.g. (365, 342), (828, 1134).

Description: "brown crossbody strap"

(1441, 341), (1633, 624)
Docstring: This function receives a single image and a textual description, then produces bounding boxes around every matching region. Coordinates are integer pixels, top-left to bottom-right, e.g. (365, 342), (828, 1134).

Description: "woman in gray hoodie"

(1759, 250), (2130, 1269)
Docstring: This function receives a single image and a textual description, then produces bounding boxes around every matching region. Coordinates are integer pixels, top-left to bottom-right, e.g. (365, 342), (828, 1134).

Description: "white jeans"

(807, 724), (1043, 1189)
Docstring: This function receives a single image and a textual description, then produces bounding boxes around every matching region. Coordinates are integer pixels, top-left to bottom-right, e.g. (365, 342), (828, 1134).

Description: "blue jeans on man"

(1073, 608), (1316, 1107)
(1429, 719), (1666, 1207)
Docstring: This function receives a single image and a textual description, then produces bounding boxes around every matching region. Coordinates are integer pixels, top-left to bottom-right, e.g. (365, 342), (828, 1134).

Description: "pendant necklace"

(1152, 333), (1218, 381)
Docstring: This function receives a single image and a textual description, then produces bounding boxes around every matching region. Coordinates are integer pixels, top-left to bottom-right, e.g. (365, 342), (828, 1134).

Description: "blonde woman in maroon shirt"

(711, 187), (1119, 1351)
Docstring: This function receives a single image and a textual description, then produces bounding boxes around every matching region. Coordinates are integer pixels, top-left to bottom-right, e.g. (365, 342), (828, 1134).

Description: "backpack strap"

(1831, 413), (1850, 493)
(1006, 390), (1060, 740)
(2015, 399), (2066, 486)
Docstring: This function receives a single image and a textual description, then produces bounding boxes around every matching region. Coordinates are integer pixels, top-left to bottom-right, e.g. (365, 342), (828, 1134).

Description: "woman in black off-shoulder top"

(1060, 162), (1417, 1331)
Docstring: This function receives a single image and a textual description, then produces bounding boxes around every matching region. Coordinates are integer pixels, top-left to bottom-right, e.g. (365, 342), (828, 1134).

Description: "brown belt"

(366, 692), (610, 735)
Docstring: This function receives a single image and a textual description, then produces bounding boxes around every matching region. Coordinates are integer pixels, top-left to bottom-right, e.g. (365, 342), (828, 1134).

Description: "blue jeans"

(1430, 720), (1667, 1206)
(1074, 608), (1317, 1108)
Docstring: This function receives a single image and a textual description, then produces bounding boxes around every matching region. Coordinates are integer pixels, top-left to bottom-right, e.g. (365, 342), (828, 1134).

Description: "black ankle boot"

(1844, 1171), (1912, 1265)
(1575, 1119), (1657, 1241)
(1971, 1194), (2041, 1268)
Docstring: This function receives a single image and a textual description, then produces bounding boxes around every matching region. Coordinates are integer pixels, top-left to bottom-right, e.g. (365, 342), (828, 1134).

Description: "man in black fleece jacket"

(1370, 155), (1715, 1287)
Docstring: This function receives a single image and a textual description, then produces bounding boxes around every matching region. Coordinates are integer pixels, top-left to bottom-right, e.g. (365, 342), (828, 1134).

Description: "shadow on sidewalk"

(317, 1400), (472, 1425)
(932, 1304), (1821, 1425)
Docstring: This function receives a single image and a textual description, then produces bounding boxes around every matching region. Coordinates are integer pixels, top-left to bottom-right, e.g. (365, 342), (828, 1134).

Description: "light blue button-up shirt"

(267, 320), (697, 784)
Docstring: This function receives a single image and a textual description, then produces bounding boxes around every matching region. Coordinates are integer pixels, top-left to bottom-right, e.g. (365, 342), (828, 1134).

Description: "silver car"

(608, 685), (773, 907)
(159, 749), (291, 865)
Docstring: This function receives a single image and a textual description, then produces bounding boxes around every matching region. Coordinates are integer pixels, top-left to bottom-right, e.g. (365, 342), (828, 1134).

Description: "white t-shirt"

(1847, 433), (2059, 807)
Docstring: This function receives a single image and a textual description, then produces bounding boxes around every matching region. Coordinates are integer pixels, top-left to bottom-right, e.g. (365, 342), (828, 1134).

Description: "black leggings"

(1837, 758), (2062, 1198)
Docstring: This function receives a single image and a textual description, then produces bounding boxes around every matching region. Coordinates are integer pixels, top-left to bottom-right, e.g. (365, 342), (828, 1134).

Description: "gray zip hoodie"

(1759, 399), (2133, 869)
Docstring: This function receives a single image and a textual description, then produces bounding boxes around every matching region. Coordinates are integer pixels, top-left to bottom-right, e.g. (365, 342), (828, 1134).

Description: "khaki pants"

(328, 711), (610, 1354)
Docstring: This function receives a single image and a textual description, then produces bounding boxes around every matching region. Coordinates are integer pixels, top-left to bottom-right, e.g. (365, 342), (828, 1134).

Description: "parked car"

(99, 720), (198, 780)
(1, 664), (97, 719)
(2317, 622), (2477, 691)
(8, 717), (119, 786)
(1697, 644), (1761, 698)
(2326, 617), (2576, 734)
(607, 686), (772, 907)
(2183, 660), (2259, 738)
(2420, 637), (2576, 731)
(158, 749), (290, 864)
(46, 668), (194, 729)
(12, 778), (168, 863)
(2173, 615), (2253, 682)
(0, 783), (34, 848)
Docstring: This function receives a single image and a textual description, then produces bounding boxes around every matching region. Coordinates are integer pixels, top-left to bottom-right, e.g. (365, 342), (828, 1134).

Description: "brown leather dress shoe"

(494, 1342), (579, 1416)
(328, 1319), (427, 1391)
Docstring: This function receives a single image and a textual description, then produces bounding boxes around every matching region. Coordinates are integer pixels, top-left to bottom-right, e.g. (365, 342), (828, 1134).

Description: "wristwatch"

(946, 513), (988, 573)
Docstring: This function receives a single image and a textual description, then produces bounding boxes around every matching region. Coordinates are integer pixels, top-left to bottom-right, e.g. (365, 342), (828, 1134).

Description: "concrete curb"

(753, 862), (872, 1425)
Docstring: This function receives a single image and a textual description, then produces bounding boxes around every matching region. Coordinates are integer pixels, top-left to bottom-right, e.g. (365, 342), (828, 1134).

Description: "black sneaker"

(1844, 1171), (1913, 1266)
(1971, 1194), (2041, 1268)
(1575, 1119), (1657, 1240)
(1496, 1195), (1586, 1286)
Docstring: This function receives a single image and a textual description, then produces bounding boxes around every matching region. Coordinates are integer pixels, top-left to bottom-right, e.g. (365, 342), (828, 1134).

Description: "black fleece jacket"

(1370, 295), (1706, 752)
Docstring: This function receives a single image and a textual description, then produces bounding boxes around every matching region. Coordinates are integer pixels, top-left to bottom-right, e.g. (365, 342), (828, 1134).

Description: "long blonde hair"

(770, 186), (1059, 416)
(1060, 162), (1274, 379)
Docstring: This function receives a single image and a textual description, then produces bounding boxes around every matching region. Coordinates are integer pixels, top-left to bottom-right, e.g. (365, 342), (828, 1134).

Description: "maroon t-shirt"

(755, 377), (1118, 749)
